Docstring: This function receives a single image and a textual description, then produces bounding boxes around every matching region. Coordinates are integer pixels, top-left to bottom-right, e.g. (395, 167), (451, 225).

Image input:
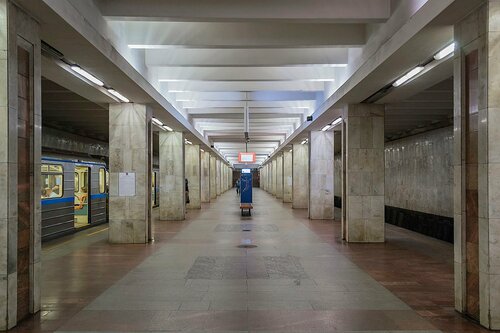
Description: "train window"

(41, 164), (63, 199)
(74, 172), (79, 194)
(99, 168), (106, 193)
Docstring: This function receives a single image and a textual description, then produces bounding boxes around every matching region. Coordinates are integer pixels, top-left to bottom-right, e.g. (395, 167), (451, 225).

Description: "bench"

(240, 203), (253, 216)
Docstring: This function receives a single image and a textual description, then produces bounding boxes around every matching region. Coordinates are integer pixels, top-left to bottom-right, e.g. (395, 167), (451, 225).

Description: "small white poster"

(119, 172), (136, 197)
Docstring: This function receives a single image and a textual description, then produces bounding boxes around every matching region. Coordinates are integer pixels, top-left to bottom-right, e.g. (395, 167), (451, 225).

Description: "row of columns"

(109, 105), (233, 244)
(261, 104), (385, 244)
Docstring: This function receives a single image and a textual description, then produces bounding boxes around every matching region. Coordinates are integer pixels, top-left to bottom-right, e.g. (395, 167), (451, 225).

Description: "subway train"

(41, 153), (160, 241)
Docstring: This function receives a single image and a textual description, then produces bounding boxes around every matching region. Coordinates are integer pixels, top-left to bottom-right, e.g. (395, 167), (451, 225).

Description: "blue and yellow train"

(41, 154), (160, 241)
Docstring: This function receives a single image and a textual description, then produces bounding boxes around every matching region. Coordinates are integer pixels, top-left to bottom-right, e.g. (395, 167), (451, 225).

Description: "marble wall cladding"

(309, 131), (335, 220)
(385, 127), (453, 218)
(271, 159), (277, 196)
(109, 104), (151, 243)
(0, 3), (42, 328)
(209, 156), (216, 199)
(344, 104), (385, 243)
(276, 154), (283, 199)
(159, 131), (185, 221)
(185, 145), (201, 209)
(292, 144), (309, 209)
(216, 159), (221, 196)
(283, 151), (293, 203)
(452, 3), (500, 328)
(334, 154), (342, 197)
(201, 151), (210, 203)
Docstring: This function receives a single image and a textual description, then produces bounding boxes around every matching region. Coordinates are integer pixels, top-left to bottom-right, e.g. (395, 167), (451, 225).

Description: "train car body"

(41, 155), (108, 241)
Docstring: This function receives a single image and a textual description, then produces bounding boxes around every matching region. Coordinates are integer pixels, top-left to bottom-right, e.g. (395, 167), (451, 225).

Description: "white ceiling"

(92, 0), (395, 164)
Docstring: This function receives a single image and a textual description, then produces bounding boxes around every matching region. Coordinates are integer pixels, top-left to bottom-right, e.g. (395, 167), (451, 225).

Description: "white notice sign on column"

(119, 172), (136, 197)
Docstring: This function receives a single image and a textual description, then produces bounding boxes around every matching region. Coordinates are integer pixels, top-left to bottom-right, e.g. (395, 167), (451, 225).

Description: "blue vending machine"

(240, 168), (253, 216)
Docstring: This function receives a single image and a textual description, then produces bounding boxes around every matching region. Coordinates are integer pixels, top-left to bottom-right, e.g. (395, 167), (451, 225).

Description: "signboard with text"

(238, 152), (256, 163)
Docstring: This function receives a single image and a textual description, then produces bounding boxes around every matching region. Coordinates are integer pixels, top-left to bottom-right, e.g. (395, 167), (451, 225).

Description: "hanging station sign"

(238, 152), (256, 163)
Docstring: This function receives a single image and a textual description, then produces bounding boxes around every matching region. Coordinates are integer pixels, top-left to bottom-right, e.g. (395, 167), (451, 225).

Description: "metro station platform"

(11, 189), (486, 333)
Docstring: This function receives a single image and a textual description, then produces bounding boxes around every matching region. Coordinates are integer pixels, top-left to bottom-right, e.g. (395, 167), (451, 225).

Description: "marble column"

(343, 104), (384, 243)
(0, 2), (42, 328)
(276, 154), (283, 199)
(292, 144), (309, 209)
(283, 150), (293, 203)
(185, 144), (201, 209)
(454, 3), (500, 328)
(209, 155), (216, 199)
(261, 166), (266, 191)
(271, 158), (278, 196)
(201, 151), (210, 203)
(159, 131), (185, 220)
(109, 104), (152, 243)
(216, 159), (221, 196)
(309, 131), (335, 220)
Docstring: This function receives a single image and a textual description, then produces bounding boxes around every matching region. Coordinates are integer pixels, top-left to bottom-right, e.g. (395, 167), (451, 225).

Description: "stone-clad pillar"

(109, 104), (152, 243)
(209, 155), (216, 199)
(276, 154), (283, 199)
(343, 104), (384, 243)
(271, 159), (277, 196)
(292, 144), (309, 209)
(185, 144), (201, 209)
(159, 131), (185, 220)
(454, 3), (500, 328)
(261, 166), (266, 191)
(201, 151), (210, 203)
(283, 150), (293, 203)
(216, 159), (221, 195)
(0, 2), (42, 328)
(309, 131), (334, 219)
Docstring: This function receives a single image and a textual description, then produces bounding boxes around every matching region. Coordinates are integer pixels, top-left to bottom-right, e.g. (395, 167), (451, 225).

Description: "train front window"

(99, 168), (106, 193)
(41, 164), (63, 199)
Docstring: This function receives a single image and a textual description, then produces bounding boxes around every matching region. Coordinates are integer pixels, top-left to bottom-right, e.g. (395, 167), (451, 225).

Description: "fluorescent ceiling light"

(70, 65), (104, 86)
(163, 125), (173, 132)
(289, 149), (293, 152)
(152, 117), (163, 126)
(331, 117), (343, 127)
(185, 140), (192, 145)
(200, 149), (205, 152)
(321, 125), (331, 132)
(434, 42), (455, 60)
(301, 139), (308, 145)
(107, 89), (130, 103)
(393, 66), (424, 87)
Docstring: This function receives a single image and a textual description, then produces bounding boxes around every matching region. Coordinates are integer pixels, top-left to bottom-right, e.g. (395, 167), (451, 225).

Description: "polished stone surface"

(309, 131), (334, 220)
(7, 189), (491, 332)
(283, 151), (292, 203)
(292, 144), (308, 209)
(185, 144), (201, 209)
(344, 104), (385, 243)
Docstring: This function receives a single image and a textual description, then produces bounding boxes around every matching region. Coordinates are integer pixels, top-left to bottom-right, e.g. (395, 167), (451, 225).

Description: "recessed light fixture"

(200, 149), (205, 152)
(393, 66), (424, 87)
(163, 125), (173, 132)
(321, 125), (331, 132)
(185, 140), (193, 145)
(107, 89), (130, 103)
(152, 117), (163, 126)
(289, 149), (293, 152)
(70, 65), (104, 86)
(434, 42), (455, 60)
(301, 139), (308, 145)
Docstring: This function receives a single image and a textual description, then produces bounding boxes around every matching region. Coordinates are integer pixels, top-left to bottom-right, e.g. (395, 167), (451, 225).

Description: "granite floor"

(10, 188), (489, 332)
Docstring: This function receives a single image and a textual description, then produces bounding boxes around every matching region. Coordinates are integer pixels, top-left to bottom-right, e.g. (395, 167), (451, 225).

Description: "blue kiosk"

(240, 168), (253, 216)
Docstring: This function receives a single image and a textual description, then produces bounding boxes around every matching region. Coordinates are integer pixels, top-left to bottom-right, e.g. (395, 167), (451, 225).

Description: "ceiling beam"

(155, 66), (345, 81)
(161, 81), (325, 92)
(113, 22), (366, 48)
(145, 48), (348, 67)
(97, 0), (390, 23)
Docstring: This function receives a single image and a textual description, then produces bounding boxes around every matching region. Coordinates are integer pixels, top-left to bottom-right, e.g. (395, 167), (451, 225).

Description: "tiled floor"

(11, 188), (490, 332)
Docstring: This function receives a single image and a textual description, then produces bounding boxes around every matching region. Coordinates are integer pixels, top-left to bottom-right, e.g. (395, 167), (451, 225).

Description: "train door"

(74, 166), (90, 228)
